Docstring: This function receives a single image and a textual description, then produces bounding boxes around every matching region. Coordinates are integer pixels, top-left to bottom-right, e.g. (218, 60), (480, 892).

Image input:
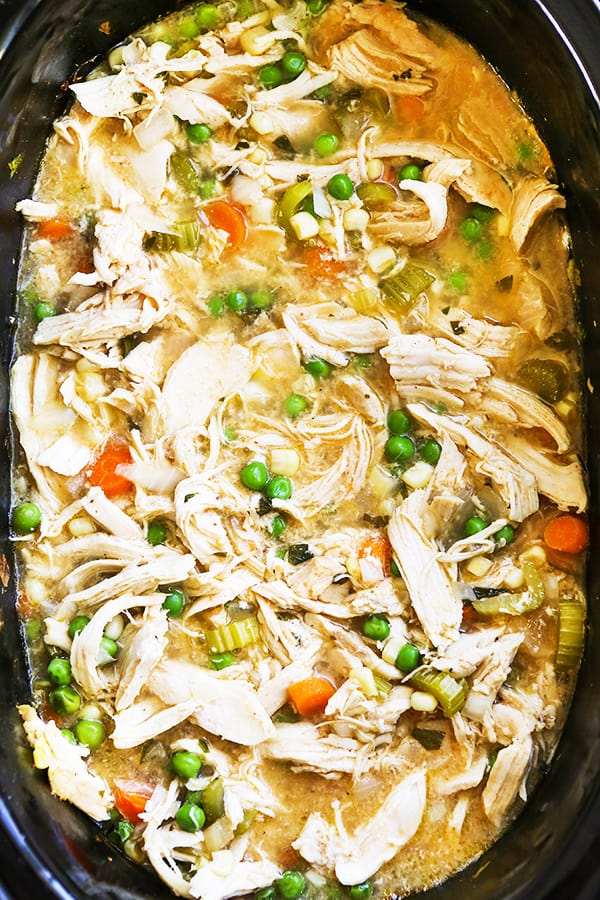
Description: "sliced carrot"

(395, 94), (425, 122)
(461, 604), (477, 626)
(37, 217), (74, 241)
(114, 780), (154, 822)
(300, 245), (345, 280)
(359, 532), (392, 577)
(543, 515), (589, 555)
(87, 440), (133, 498)
(203, 200), (248, 250)
(288, 677), (336, 716)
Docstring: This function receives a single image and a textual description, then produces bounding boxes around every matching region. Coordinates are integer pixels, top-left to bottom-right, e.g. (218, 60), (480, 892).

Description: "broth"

(10, 1), (588, 898)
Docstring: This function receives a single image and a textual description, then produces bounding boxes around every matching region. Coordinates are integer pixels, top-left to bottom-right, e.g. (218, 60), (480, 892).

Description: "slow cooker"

(0, 0), (599, 897)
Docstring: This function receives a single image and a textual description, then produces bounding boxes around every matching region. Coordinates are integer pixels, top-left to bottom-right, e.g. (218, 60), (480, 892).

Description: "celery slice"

(277, 180), (313, 232)
(380, 263), (435, 311)
(409, 667), (467, 717)
(373, 674), (392, 696)
(145, 222), (202, 253)
(202, 776), (225, 825)
(472, 590), (542, 616)
(556, 601), (586, 670)
(205, 616), (260, 653)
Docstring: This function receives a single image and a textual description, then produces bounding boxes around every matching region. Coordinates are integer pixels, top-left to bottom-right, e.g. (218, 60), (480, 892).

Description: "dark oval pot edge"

(0, 1), (599, 899)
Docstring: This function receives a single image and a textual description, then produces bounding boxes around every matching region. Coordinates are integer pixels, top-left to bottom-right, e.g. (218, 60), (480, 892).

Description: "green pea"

(398, 163), (422, 181)
(194, 3), (220, 31)
(265, 476), (292, 501)
(477, 239), (493, 260)
(385, 435), (415, 463)
(327, 173), (354, 200)
(147, 520), (167, 545)
(254, 888), (276, 900)
(97, 635), (119, 666)
(259, 64), (283, 89)
(277, 871), (305, 899)
(314, 132), (339, 157)
(60, 728), (77, 744)
(387, 408), (411, 435)
(11, 501), (41, 535)
(395, 643), (420, 673)
(494, 524), (515, 545)
(73, 719), (105, 750)
(25, 619), (43, 640)
(464, 516), (488, 537)
(162, 588), (186, 618)
(269, 515), (286, 539)
(114, 820), (135, 844)
(226, 289), (248, 312)
(172, 750), (203, 779)
(420, 438), (442, 465)
(240, 461), (269, 491)
(47, 657), (72, 686)
(49, 686), (81, 717)
(179, 14), (200, 39)
(248, 289), (273, 310)
(471, 204), (493, 222)
(68, 615), (90, 638)
(207, 294), (225, 317)
(363, 614), (390, 641)
(186, 122), (212, 144)
(210, 651), (235, 670)
(284, 394), (308, 418)
(354, 354), (372, 369)
(349, 883), (373, 900)
(460, 216), (482, 242)
(34, 301), (56, 321)
(448, 270), (468, 292)
(176, 802), (206, 832)
(303, 357), (332, 378)
(281, 51), (306, 79)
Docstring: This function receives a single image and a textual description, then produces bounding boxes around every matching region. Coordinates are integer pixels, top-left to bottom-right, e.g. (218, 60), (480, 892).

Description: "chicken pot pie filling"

(11, 0), (588, 898)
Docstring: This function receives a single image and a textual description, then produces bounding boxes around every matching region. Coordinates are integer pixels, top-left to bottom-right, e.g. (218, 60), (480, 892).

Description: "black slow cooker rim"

(0, 0), (599, 898)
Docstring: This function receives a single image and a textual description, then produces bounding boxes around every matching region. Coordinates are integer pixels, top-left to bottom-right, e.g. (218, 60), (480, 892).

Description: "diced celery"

(409, 667), (467, 717)
(556, 600), (585, 670)
(380, 263), (435, 311)
(472, 589), (543, 616)
(202, 776), (225, 825)
(205, 616), (260, 653)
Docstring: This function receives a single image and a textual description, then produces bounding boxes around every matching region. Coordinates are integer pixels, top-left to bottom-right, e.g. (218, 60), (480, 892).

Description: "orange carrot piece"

(37, 217), (74, 241)
(359, 532), (392, 576)
(114, 780), (154, 822)
(203, 200), (248, 250)
(288, 677), (336, 716)
(301, 245), (346, 280)
(396, 94), (425, 121)
(543, 515), (589, 555)
(87, 440), (133, 497)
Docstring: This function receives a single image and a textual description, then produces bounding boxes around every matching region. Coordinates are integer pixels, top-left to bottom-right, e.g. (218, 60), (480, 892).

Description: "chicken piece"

(325, 681), (413, 733)
(256, 599), (323, 667)
(334, 374), (386, 425)
(186, 567), (260, 617)
(430, 627), (505, 678)
(387, 491), (460, 650)
(485, 703), (537, 746)
(293, 770), (426, 885)
(425, 433), (468, 527)
(81, 486), (144, 539)
(430, 308), (523, 360)
(432, 754), (488, 796)
(482, 736), (533, 827)
(408, 402), (539, 522)
(257, 659), (318, 716)
(37, 433), (92, 477)
(19, 705), (113, 820)
(141, 781), (203, 897)
(151, 659), (276, 745)
(306, 613), (401, 680)
(163, 81), (233, 128)
(122, 330), (194, 385)
(174, 475), (235, 564)
(484, 377), (571, 453)
(252, 68), (337, 108)
(116, 606), (170, 711)
(264, 723), (362, 775)
(456, 94), (529, 171)
(326, 1), (439, 96)
(71, 592), (166, 696)
(282, 303), (388, 366)
(502, 434), (587, 513)
(285, 556), (345, 599)
(112, 694), (197, 749)
(189, 856), (281, 900)
(15, 199), (59, 221)
(467, 632), (524, 716)
(161, 338), (252, 434)
(382, 334), (491, 406)
(509, 175), (566, 253)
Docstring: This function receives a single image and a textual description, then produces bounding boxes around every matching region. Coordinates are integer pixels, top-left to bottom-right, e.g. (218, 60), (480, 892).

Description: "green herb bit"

(8, 153), (24, 178)
(287, 543), (314, 565)
(411, 727), (445, 750)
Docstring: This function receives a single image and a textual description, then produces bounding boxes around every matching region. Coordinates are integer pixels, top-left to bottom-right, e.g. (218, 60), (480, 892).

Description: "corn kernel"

(77, 371), (107, 402)
(555, 398), (576, 421)
(382, 636), (405, 666)
(366, 158), (384, 180)
(401, 460), (434, 490)
(290, 211), (320, 240)
(368, 464), (398, 499)
(343, 207), (370, 232)
(496, 214), (510, 236)
(269, 448), (300, 476)
(411, 691), (439, 712)
(345, 554), (361, 583)
(25, 579), (46, 606)
(80, 703), (103, 721)
(247, 146), (267, 165)
(504, 567), (525, 590)
(368, 245), (396, 274)
(68, 516), (96, 537)
(350, 666), (378, 699)
(240, 25), (276, 55)
(466, 555), (493, 577)
(75, 357), (99, 373)
(519, 544), (547, 566)
(249, 111), (274, 136)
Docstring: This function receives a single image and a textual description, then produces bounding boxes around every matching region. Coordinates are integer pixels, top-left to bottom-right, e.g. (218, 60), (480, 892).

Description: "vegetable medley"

(11, 0), (588, 898)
